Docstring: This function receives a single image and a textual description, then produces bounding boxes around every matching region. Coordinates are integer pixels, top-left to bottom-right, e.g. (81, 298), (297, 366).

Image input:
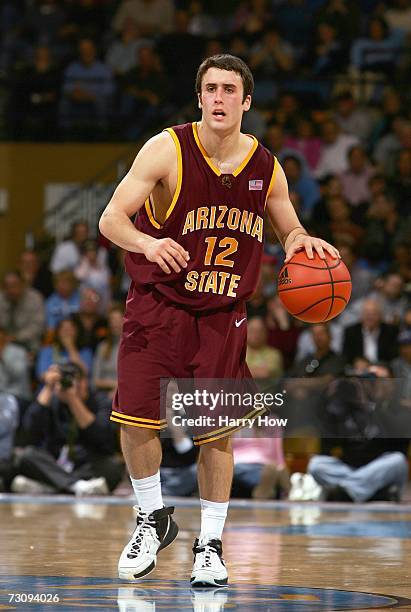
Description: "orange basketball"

(277, 251), (351, 323)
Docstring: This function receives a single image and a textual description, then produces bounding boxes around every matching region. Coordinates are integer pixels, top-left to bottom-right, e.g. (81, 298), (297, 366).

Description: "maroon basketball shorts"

(110, 284), (265, 445)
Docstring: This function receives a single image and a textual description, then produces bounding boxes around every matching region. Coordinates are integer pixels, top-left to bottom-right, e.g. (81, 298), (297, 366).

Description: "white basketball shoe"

(118, 505), (179, 580)
(190, 537), (228, 588)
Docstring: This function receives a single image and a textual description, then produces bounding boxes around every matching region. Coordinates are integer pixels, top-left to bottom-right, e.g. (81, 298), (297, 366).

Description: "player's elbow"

(98, 209), (112, 238)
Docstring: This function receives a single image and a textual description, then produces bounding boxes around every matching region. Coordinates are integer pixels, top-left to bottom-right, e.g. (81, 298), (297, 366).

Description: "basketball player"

(99, 54), (339, 587)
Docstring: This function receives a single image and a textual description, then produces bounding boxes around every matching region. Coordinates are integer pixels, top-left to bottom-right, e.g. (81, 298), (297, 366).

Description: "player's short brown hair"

(195, 54), (254, 102)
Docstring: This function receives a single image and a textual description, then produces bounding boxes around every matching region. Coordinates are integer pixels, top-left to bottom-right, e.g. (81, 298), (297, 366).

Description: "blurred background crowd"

(0, 0), (410, 502)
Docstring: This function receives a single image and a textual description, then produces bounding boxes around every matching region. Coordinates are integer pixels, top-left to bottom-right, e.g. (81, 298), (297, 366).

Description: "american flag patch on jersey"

(249, 179), (263, 190)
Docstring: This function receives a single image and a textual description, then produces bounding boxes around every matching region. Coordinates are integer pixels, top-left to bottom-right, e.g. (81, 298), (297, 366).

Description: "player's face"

(198, 68), (251, 131)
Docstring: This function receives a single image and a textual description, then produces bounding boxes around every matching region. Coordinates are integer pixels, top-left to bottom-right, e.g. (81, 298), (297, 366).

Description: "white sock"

(130, 471), (163, 514)
(199, 498), (228, 542)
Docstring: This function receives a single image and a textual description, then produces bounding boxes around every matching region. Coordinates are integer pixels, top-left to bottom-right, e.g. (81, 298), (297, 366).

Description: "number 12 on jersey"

(204, 236), (238, 267)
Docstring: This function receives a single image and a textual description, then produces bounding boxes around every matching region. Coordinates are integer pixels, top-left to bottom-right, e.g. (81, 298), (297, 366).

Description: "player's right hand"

(143, 237), (190, 274)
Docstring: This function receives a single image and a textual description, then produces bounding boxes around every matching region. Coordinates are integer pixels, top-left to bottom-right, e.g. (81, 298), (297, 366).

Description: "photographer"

(307, 363), (409, 502)
(10, 363), (124, 495)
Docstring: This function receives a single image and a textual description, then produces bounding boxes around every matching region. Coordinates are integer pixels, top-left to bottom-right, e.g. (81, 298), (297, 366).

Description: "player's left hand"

(284, 235), (340, 263)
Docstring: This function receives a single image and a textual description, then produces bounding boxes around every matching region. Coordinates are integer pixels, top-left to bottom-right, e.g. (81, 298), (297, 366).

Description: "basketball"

(277, 251), (352, 323)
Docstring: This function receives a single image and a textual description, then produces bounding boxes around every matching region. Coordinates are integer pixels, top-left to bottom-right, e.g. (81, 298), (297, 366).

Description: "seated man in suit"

(343, 298), (398, 364)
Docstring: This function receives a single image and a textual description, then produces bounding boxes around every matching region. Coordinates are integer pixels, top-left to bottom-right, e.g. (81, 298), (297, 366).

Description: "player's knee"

(120, 424), (159, 443)
(386, 452), (408, 478)
(199, 435), (232, 455)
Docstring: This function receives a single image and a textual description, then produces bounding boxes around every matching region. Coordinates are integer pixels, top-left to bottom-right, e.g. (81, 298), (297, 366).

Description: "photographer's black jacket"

(23, 392), (119, 465)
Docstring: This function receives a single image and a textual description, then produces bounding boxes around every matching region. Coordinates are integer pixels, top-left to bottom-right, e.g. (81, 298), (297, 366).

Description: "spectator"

(389, 148), (411, 216)
(92, 304), (123, 397)
(112, 0), (175, 36)
(362, 192), (411, 262)
(308, 364), (409, 502)
(370, 87), (404, 147)
(18, 249), (53, 298)
(246, 317), (283, 380)
(275, 0), (314, 51)
(105, 18), (151, 77)
(315, 119), (359, 178)
(23, 0), (67, 53)
(0, 270), (45, 354)
(263, 123), (293, 159)
(63, 0), (109, 44)
(391, 329), (411, 408)
(270, 92), (301, 132)
(60, 37), (114, 136)
(369, 273), (408, 325)
(384, 0), (411, 34)
(373, 118), (411, 174)
(323, 194), (363, 245)
(0, 392), (19, 479)
(118, 46), (170, 139)
(232, 431), (289, 499)
(45, 270), (80, 333)
(157, 10), (204, 106)
(75, 239), (111, 309)
(339, 145), (375, 209)
(333, 91), (374, 143)
(249, 26), (295, 77)
(350, 16), (404, 74)
(282, 155), (320, 220)
(342, 298), (399, 364)
(390, 242), (411, 285)
(232, 0), (272, 39)
(8, 45), (61, 140)
(11, 363), (124, 495)
(289, 323), (345, 382)
(50, 220), (90, 274)
(36, 317), (93, 382)
(304, 20), (346, 76)
(71, 287), (108, 352)
(284, 117), (323, 173)
(0, 327), (31, 405)
(187, 1), (218, 38)
(338, 242), (377, 303)
(294, 321), (344, 362)
(228, 34), (250, 62)
(311, 173), (344, 226)
(368, 172), (388, 199)
(316, 0), (361, 42)
(288, 323), (345, 432)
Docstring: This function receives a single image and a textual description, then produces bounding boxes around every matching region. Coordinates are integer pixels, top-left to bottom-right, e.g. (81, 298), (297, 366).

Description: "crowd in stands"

(0, 0), (410, 501)
(1, 0), (411, 140)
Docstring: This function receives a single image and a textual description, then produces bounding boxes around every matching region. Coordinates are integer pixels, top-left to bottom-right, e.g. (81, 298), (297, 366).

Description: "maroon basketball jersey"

(125, 122), (277, 311)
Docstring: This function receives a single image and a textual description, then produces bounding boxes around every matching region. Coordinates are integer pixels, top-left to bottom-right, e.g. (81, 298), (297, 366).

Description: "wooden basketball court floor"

(1, 494), (411, 611)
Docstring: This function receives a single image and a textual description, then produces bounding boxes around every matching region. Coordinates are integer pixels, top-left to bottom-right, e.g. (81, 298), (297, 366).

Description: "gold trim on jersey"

(145, 196), (161, 229)
(192, 406), (266, 445)
(232, 137), (259, 177)
(110, 410), (168, 430)
(192, 122), (258, 177)
(110, 416), (167, 430)
(264, 156), (279, 209)
(111, 410), (167, 425)
(144, 127), (183, 229)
